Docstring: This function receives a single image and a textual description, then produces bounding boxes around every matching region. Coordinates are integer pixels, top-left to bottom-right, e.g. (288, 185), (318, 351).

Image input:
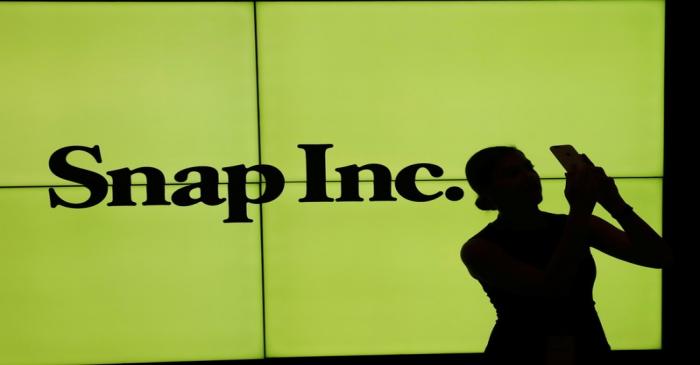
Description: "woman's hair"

(465, 146), (520, 211)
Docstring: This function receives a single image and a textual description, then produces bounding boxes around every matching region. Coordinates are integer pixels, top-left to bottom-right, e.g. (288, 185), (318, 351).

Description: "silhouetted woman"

(460, 146), (672, 365)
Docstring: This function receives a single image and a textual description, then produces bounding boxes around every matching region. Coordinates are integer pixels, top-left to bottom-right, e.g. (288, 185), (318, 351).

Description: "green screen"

(264, 179), (662, 356)
(0, 1), (664, 364)
(0, 186), (264, 364)
(0, 2), (259, 185)
(258, 1), (663, 180)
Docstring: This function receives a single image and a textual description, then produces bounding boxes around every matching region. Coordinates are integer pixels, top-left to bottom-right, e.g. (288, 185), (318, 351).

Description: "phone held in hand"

(550, 145), (585, 173)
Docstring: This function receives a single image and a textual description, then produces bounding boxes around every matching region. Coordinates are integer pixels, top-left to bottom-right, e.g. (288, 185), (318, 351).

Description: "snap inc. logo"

(48, 145), (466, 223)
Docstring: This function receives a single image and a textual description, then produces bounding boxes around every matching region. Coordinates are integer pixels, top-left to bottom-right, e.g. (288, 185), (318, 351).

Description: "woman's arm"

(580, 154), (673, 268)
(586, 207), (673, 269)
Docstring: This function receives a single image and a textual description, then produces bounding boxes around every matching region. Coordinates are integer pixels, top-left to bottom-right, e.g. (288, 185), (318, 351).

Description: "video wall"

(0, 1), (664, 364)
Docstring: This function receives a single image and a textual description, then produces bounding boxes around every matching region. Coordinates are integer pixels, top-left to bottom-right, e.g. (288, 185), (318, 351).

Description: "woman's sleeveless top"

(470, 211), (611, 363)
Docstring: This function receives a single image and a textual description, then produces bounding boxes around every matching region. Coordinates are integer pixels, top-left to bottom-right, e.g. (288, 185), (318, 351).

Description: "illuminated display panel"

(258, 1), (664, 181)
(0, 2), (259, 186)
(0, 1), (664, 364)
(263, 179), (662, 356)
(258, 0), (664, 355)
(0, 186), (263, 364)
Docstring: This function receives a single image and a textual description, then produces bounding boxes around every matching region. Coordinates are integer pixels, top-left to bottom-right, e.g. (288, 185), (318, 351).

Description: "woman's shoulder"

(460, 235), (489, 271)
(460, 211), (567, 262)
(460, 223), (498, 262)
(464, 221), (498, 244)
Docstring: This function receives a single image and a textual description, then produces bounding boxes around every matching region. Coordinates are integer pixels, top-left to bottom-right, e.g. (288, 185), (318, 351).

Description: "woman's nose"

(524, 171), (540, 186)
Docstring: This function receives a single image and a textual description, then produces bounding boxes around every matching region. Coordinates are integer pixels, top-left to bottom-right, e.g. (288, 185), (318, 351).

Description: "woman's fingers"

(581, 153), (595, 166)
(580, 154), (610, 179)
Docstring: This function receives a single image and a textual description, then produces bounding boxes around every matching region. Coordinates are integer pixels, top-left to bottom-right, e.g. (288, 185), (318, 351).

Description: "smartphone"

(550, 145), (585, 173)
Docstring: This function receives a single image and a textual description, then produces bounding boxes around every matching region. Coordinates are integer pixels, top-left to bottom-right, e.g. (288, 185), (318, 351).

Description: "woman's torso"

(468, 211), (611, 363)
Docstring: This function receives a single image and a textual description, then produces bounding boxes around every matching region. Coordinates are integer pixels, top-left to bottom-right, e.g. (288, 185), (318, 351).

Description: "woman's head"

(466, 146), (542, 211)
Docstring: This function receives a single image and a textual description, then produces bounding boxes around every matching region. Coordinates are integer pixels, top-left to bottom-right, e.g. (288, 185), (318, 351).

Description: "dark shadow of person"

(460, 146), (672, 365)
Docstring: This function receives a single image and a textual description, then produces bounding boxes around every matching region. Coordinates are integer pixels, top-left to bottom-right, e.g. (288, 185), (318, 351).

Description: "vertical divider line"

(252, 0), (267, 359)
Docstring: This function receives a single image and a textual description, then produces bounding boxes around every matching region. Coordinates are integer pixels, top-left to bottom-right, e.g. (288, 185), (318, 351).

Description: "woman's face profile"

(486, 151), (542, 210)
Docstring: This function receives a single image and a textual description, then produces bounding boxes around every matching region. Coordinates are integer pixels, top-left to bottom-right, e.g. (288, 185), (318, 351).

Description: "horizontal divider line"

(0, 176), (666, 189)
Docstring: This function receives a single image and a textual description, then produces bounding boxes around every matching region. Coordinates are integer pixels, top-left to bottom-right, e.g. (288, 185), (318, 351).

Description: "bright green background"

(0, 2), (259, 186)
(258, 1), (664, 181)
(0, 1), (664, 364)
(264, 179), (662, 356)
(0, 186), (264, 364)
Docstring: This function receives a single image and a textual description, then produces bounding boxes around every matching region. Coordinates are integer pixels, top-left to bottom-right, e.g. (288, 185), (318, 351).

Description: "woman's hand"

(564, 161), (601, 216)
(580, 154), (628, 213)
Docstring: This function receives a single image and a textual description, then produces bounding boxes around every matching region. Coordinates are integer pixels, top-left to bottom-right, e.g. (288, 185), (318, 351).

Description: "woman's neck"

(495, 207), (547, 230)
